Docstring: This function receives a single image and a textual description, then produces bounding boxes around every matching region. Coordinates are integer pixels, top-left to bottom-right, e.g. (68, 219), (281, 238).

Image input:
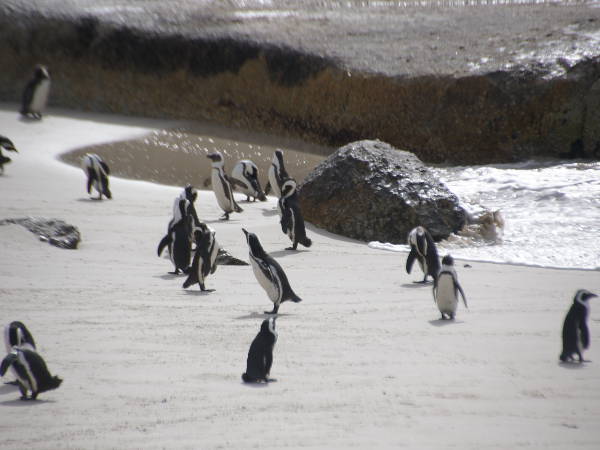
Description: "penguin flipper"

(182, 271), (199, 289)
(229, 177), (247, 189)
(86, 168), (96, 194)
(0, 353), (17, 377)
(264, 181), (271, 196)
(406, 248), (417, 274)
(99, 161), (110, 175)
(157, 235), (171, 257)
(580, 319), (590, 349)
(456, 282), (468, 308)
(20, 83), (34, 115)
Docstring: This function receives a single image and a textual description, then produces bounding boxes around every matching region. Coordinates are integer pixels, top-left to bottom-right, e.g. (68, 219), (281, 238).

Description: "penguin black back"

(242, 317), (278, 383)
(0, 348), (62, 400)
(560, 289), (597, 363)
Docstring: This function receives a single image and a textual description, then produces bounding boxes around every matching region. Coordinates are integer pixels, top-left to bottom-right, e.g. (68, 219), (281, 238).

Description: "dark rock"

(0, 217), (81, 249)
(298, 140), (467, 243)
(216, 248), (248, 266)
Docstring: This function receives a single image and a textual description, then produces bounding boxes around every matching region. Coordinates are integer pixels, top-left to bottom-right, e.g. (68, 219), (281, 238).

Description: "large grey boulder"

(298, 140), (466, 243)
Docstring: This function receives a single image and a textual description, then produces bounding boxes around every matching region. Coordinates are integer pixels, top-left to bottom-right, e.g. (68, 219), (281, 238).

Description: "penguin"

(264, 149), (289, 198)
(206, 152), (243, 220)
(4, 321), (36, 354)
(560, 289), (597, 363)
(278, 178), (312, 251)
(406, 226), (440, 283)
(0, 135), (18, 174)
(230, 160), (267, 202)
(82, 153), (112, 200)
(183, 223), (220, 292)
(157, 198), (193, 274)
(20, 65), (51, 119)
(0, 348), (62, 400)
(242, 317), (278, 383)
(432, 255), (467, 320)
(242, 228), (302, 314)
(169, 185), (200, 245)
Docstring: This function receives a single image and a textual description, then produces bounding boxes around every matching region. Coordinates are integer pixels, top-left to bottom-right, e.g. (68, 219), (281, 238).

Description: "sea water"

(369, 160), (600, 270)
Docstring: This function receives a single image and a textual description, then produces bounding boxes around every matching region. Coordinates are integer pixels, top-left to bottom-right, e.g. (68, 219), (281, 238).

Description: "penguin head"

(261, 317), (278, 339)
(184, 184), (197, 203)
(273, 149), (283, 167)
(206, 152), (224, 167)
(575, 289), (597, 303)
(0, 136), (17, 152)
(280, 178), (297, 198)
(441, 254), (454, 267)
(33, 65), (49, 80)
(242, 228), (266, 258)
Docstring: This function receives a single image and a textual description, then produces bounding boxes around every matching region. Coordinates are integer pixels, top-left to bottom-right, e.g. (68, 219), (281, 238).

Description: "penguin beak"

(206, 153), (216, 161)
(242, 228), (249, 239)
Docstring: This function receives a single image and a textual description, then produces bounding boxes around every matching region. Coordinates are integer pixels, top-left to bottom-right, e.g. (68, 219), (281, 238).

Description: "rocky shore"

(1, 1), (599, 163)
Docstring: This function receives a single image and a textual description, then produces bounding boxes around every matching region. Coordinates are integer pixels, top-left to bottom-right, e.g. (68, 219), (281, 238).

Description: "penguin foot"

(266, 378), (277, 383)
(219, 214), (230, 221)
(285, 246), (297, 251)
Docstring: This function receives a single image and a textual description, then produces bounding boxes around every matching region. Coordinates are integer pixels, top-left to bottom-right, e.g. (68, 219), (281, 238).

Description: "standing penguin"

(560, 289), (597, 363)
(242, 228), (302, 314)
(0, 135), (18, 174)
(264, 149), (289, 198)
(169, 185), (200, 244)
(207, 152), (243, 220)
(242, 317), (278, 383)
(158, 198), (193, 275)
(0, 348), (62, 400)
(82, 153), (112, 200)
(183, 223), (220, 292)
(20, 65), (51, 119)
(406, 226), (440, 283)
(278, 178), (312, 251)
(4, 321), (36, 354)
(433, 255), (467, 320)
(230, 160), (267, 202)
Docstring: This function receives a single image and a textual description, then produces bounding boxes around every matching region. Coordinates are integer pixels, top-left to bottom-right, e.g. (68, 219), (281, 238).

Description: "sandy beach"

(1, 103), (600, 449)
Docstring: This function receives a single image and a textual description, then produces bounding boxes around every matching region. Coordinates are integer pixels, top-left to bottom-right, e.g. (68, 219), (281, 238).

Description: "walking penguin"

(183, 223), (220, 292)
(406, 226), (440, 283)
(0, 348), (62, 400)
(82, 153), (112, 200)
(230, 160), (267, 202)
(560, 289), (597, 363)
(242, 317), (278, 383)
(278, 178), (312, 250)
(433, 255), (467, 320)
(242, 228), (302, 314)
(157, 196), (194, 275)
(20, 65), (51, 119)
(207, 151), (243, 220)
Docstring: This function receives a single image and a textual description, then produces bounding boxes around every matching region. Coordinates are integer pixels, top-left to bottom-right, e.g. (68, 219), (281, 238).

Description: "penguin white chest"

(211, 169), (232, 211)
(436, 275), (458, 314)
(249, 257), (280, 303)
(31, 79), (50, 113)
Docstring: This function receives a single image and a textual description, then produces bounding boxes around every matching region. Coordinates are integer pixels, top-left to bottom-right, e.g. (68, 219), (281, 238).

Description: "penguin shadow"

(152, 273), (185, 280)
(0, 397), (56, 406)
(401, 282), (433, 289)
(240, 381), (271, 388)
(558, 361), (589, 370)
(204, 219), (242, 225)
(261, 208), (279, 217)
(428, 319), (465, 327)
(235, 312), (292, 320)
(17, 115), (42, 124)
(269, 249), (310, 258)
(76, 197), (105, 203)
(182, 289), (214, 296)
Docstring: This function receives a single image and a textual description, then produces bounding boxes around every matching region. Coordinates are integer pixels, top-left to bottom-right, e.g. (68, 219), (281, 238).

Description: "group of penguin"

(3, 65), (597, 397)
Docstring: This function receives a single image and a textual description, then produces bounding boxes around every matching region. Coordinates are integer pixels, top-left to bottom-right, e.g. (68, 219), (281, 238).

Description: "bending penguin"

(0, 135), (18, 174)
(4, 321), (36, 354)
(157, 197), (193, 275)
(207, 151), (243, 220)
(183, 223), (220, 292)
(230, 160), (267, 202)
(279, 178), (312, 251)
(243, 228), (302, 314)
(0, 348), (62, 400)
(264, 149), (289, 198)
(433, 255), (467, 320)
(242, 317), (278, 383)
(406, 226), (440, 283)
(82, 153), (112, 200)
(20, 65), (51, 119)
(560, 289), (597, 363)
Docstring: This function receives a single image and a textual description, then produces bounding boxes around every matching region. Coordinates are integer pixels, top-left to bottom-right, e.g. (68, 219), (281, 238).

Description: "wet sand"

(60, 121), (332, 189)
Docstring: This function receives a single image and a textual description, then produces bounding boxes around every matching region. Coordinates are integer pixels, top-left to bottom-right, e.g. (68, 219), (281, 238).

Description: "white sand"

(1, 103), (599, 449)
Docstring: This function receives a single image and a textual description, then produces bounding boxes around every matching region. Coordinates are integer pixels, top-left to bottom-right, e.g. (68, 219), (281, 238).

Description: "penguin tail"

(50, 376), (63, 390)
(182, 272), (198, 289)
(291, 293), (303, 303)
(301, 237), (312, 248)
